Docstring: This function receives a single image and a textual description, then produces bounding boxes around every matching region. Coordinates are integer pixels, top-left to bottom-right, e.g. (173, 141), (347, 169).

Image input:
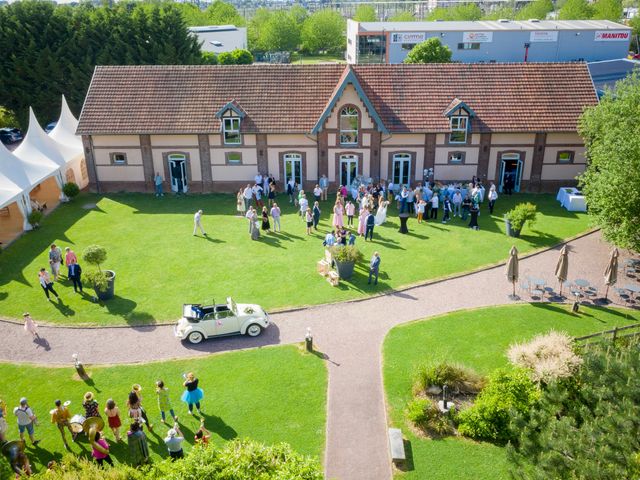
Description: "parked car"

(174, 297), (270, 344)
(45, 121), (57, 133)
(0, 127), (23, 144)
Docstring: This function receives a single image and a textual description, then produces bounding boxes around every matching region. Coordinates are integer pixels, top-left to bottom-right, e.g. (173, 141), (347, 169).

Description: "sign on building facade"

(390, 32), (427, 44)
(529, 31), (559, 42)
(462, 32), (493, 43)
(594, 30), (630, 41)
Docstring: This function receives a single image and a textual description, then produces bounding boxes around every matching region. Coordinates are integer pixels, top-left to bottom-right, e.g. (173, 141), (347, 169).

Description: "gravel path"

(0, 230), (630, 480)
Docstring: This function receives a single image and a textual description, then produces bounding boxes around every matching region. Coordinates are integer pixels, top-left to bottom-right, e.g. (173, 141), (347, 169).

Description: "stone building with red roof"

(77, 63), (598, 193)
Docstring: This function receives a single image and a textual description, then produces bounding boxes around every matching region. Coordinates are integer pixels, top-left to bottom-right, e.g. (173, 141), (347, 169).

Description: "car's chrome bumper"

(174, 325), (186, 339)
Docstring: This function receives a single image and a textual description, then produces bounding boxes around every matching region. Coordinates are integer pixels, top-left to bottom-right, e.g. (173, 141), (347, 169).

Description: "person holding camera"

(164, 423), (185, 460)
(181, 372), (204, 415)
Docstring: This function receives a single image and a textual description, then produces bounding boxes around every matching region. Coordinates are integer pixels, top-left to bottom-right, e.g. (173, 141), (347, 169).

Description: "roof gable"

(311, 66), (388, 135)
(443, 98), (476, 117)
(215, 100), (246, 119)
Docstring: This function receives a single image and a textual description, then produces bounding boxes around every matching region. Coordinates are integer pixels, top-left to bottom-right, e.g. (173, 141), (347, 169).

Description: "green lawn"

(0, 345), (326, 475)
(0, 192), (590, 326)
(291, 53), (346, 64)
(383, 304), (640, 479)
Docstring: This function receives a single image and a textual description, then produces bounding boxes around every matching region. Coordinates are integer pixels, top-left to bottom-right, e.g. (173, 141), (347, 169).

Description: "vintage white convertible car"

(174, 297), (270, 344)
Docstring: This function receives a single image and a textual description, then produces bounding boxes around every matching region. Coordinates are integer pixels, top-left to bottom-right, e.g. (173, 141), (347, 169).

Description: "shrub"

(85, 270), (110, 291)
(82, 245), (107, 271)
(406, 398), (453, 436)
(33, 440), (323, 479)
(505, 203), (537, 233)
(62, 182), (80, 199)
(457, 368), (539, 443)
(507, 331), (583, 383)
(27, 210), (43, 227)
(413, 361), (483, 396)
(329, 245), (363, 263)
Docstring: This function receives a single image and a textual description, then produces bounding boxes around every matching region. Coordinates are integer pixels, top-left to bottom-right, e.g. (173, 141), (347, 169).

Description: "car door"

(214, 310), (241, 335)
(200, 312), (217, 338)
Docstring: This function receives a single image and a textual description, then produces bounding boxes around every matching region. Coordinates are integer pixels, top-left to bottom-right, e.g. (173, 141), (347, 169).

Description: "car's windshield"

(228, 297), (238, 314)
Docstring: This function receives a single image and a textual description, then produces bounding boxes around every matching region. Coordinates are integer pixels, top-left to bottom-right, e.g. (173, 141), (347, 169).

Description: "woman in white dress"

(375, 200), (389, 226)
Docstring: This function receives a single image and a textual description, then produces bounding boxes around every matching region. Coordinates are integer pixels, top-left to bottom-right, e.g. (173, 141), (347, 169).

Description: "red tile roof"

(77, 63), (598, 135)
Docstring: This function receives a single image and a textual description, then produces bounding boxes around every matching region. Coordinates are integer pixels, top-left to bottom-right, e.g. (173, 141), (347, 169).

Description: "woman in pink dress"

(332, 201), (344, 228)
(357, 208), (368, 236)
(23, 313), (38, 338)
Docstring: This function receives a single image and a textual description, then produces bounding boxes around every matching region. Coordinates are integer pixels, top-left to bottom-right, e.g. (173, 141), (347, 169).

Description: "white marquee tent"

(49, 96), (87, 189)
(0, 97), (86, 241)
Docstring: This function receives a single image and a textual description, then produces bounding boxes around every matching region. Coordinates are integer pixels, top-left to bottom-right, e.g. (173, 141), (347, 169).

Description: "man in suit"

(368, 252), (381, 285)
(365, 211), (376, 241)
(67, 259), (83, 293)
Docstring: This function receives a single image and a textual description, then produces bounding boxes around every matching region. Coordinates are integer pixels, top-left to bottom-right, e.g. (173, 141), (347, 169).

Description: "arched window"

(339, 106), (359, 146)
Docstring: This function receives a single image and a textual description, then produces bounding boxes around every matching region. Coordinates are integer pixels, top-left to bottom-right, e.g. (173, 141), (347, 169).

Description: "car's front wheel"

(246, 324), (263, 337)
(187, 331), (205, 344)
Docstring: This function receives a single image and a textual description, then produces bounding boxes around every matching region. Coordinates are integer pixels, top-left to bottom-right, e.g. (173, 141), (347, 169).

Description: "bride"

(375, 199), (389, 226)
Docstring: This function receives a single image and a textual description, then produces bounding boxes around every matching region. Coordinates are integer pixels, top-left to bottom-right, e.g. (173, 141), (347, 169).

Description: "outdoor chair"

(613, 288), (631, 306)
(583, 286), (598, 302)
(519, 280), (530, 296)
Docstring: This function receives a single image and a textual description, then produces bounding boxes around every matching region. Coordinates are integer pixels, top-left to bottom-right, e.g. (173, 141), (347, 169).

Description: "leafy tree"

(232, 48), (253, 64)
(289, 4), (309, 27)
(301, 9), (345, 54)
(201, 51), (218, 64)
(457, 369), (540, 443)
(428, 3), (483, 21)
(389, 11), (416, 21)
(173, 3), (209, 27)
(515, 0), (554, 19)
(217, 49), (252, 64)
(205, 0), (245, 26)
(509, 341), (640, 480)
(0, 106), (18, 127)
(591, 0), (624, 20)
(0, 0), (202, 129)
(354, 4), (377, 22)
(404, 38), (452, 63)
(248, 7), (272, 51)
(578, 74), (640, 251)
(631, 16), (640, 51)
(482, 6), (516, 20)
(262, 10), (301, 52)
(558, 0), (594, 19)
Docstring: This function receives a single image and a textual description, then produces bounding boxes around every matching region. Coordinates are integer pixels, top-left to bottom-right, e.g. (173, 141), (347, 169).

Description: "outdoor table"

(563, 194), (587, 212)
(398, 213), (410, 234)
(625, 284), (640, 294)
(574, 279), (590, 288)
(556, 187), (579, 205)
(531, 278), (546, 288)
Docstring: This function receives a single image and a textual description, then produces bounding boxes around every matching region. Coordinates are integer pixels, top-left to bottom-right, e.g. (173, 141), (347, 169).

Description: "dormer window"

(339, 106), (359, 145)
(223, 117), (241, 145)
(449, 116), (468, 144)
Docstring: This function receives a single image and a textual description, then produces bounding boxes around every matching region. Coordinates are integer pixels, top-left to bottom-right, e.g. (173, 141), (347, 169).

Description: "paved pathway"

(0, 231), (630, 480)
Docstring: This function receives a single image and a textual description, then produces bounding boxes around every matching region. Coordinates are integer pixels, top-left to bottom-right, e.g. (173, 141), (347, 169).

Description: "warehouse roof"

(77, 63), (599, 135)
(352, 19), (630, 32)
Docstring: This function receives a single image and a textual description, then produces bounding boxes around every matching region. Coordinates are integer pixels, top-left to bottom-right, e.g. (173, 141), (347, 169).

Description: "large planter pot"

(334, 260), (355, 280)
(94, 270), (116, 301)
(505, 217), (521, 237)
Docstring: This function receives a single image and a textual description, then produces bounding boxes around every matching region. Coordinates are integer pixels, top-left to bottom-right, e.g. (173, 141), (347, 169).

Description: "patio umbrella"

(506, 246), (519, 299)
(603, 248), (619, 300)
(555, 245), (569, 296)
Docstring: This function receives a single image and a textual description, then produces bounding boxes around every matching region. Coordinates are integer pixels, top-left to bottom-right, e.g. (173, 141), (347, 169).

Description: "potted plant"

(27, 210), (43, 228)
(82, 244), (115, 300)
(329, 245), (363, 280)
(62, 182), (80, 201)
(505, 203), (537, 237)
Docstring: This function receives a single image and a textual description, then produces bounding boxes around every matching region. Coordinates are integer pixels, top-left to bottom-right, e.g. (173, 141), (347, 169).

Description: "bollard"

(305, 328), (313, 352)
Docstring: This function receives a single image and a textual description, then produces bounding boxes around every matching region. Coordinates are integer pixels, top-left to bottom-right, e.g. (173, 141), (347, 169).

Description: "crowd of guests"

(0, 373), (211, 477)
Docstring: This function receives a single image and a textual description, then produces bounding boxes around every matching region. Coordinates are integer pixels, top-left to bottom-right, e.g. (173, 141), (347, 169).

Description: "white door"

(392, 154), (411, 186)
(499, 154), (523, 193)
(340, 154), (358, 187)
(168, 154), (188, 193)
(214, 310), (241, 335)
(283, 153), (303, 187)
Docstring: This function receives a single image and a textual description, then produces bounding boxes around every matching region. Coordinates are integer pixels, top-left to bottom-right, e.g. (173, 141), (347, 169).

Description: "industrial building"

(346, 19), (632, 64)
(188, 25), (247, 54)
